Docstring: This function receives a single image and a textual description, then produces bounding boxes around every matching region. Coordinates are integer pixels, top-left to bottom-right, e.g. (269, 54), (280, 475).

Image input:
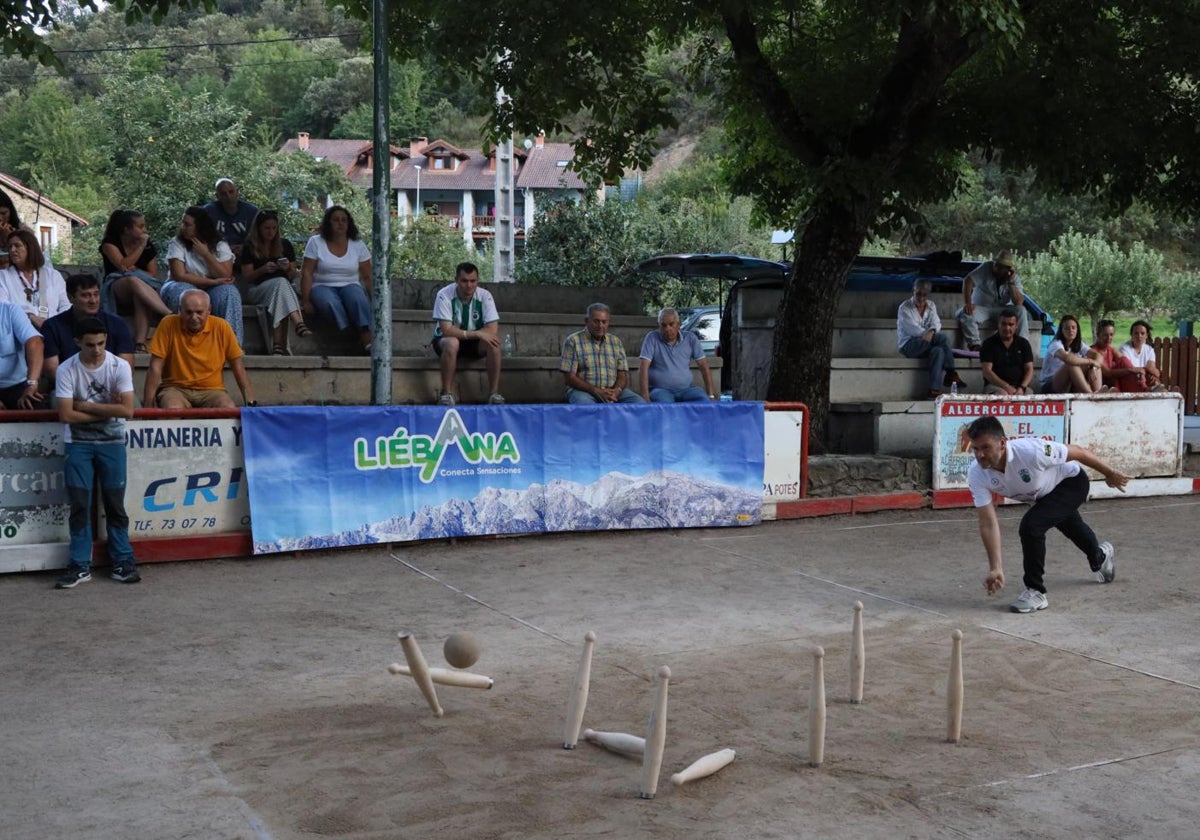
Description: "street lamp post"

(413, 165), (421, 225)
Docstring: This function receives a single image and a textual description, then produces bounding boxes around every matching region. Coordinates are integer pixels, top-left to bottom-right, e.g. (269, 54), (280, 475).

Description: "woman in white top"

(1119, 319), (1166, 391)
(159, 206), (244, 347)
(300, 205), (373, 354)
(1039, 315), (1102, 393)
(1, 229), (69, 329)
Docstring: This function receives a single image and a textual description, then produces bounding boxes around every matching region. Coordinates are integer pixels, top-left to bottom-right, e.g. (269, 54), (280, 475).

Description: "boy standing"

(54, 317), (138, 588)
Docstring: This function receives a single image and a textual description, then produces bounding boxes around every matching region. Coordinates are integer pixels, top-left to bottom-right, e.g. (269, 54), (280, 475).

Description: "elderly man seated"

(143, 289), (256, 409)
(637, 307), (715, 402)
(559, 303), (644, 404)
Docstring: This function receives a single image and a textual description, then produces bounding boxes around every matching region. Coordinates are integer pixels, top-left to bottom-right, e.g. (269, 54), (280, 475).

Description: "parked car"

(680, 306), (721, 357)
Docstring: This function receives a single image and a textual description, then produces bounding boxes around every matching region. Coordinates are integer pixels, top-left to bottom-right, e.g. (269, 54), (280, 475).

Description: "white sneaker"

(1095, 541), (1115, 583)
(1010, 588), (1048, 613)
(437, 392), (455, 406)
(488, 393), (506, 405)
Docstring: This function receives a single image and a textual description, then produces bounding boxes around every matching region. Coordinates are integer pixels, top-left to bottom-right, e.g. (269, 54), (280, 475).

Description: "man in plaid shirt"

(559, 303), (645, 404)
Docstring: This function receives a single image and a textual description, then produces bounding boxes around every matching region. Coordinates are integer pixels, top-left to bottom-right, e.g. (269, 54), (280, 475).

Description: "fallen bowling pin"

(387, 663), (494, 689)
(397, 631), (443, 718)
(671, 748), (736, 786)
(562, 630), (597, 749)
(582, 728), (645, 757)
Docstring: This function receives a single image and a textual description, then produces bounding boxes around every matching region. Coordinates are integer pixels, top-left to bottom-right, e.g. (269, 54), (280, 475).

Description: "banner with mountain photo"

(241, 403), (764, 554)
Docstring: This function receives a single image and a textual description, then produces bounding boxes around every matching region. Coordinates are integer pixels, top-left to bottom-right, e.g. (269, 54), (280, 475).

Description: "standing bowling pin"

(398, 631), (443, 718)
(671, 748), (736, 786)
(639, 666), (672, 799)
(583, 728), (645, 757)
(809, 646), (826, 767)
(562, 631), (597, 749)
(850, 601), (865, 704)
(947, 629), (964, 744)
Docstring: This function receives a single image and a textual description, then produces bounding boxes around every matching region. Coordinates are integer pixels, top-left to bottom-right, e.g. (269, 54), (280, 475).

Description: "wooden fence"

(1152, 336), (1199, 415)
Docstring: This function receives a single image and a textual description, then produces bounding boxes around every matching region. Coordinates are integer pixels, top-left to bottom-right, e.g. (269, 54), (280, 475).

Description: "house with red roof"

(0, 173), (89, 260)
(278, 132), (600, 248)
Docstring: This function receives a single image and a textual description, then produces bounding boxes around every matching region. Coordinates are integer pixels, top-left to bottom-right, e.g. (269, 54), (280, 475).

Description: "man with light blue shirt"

(0, 299), (45, 409)
(638, 307), (715, 402)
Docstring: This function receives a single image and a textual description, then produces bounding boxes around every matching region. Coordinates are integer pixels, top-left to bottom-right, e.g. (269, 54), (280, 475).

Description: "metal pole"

(370, 0), (392, 404)
(414, 166), (421, 218)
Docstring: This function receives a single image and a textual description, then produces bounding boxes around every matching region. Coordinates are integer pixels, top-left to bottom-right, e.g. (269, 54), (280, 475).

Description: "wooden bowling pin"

(670, 748), (735, 786)
(582, 728), (645, 757)
(387, 663), (494, 689)
(850, 601), (865, 704)
(947, 629), (964, 744)
(809, 646), (826, 767)
(562, 631), (597, 749)
(639, 666), (671, 799)
(397, 631), (443, 718)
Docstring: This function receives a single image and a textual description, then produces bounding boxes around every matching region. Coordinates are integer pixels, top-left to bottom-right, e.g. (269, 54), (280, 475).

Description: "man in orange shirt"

(143, 289), (256, 408)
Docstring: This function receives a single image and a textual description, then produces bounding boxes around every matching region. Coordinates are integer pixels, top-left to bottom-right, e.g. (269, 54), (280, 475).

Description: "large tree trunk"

(765, 194), (881, 446)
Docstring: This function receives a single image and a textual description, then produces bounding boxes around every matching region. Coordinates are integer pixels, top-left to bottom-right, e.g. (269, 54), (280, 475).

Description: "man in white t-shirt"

(53, 316), (139, 589)
(965, 415), (1129, 613)
(430, 262), (503, 406)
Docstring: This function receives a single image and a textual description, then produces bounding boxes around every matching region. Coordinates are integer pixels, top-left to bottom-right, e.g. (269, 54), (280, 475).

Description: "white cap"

(214, 177), (235, 189)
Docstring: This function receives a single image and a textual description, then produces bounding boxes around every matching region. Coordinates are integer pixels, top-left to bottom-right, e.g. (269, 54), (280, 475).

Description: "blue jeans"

(566, 387), (645, 404)
(310, 284), (372, 332)
(65, 441), (134, 570)
(900, 333), (956, 392)
(649, 385), (709, 403)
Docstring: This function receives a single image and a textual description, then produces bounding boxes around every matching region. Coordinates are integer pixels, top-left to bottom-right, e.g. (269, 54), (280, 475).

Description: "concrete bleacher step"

(834, 317), (1044, 358)
(276, 310), (659, 358)
(829, 401), (937, 457)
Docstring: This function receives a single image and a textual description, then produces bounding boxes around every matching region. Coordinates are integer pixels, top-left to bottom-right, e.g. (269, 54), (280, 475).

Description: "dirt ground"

(4, 494), (1200, 839)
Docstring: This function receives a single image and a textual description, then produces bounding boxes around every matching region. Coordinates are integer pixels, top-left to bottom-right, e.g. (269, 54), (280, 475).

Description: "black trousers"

(1018, 470), (1103, 593)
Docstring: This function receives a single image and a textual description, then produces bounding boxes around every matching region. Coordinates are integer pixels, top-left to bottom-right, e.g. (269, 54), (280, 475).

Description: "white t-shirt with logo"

(967, 437), (1080, 506)
(54, 350), (134, 444)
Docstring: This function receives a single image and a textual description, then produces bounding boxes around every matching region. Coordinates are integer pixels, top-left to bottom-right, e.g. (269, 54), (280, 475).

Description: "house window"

(39, 225), (54, 255)
(432, 156), (447, 170)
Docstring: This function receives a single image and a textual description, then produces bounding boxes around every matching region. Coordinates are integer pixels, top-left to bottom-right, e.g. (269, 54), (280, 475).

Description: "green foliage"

(1023, 231), (1166, 337)
(224, 28), (337, 138)
(1163, 270), (1200, 324)
(516, 187), (772, 311)
(391, 216), (486, 283)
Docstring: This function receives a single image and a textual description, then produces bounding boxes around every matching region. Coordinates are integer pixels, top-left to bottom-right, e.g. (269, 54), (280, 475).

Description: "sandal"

(295, 322), (313, 338)
(273, 343), (289, 356)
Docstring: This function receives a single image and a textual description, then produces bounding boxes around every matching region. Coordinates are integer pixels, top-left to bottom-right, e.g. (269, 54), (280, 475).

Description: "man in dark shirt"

(41, 274), (135, 380)
(979, 308), (1034, 395)
(203, 177), (259, 257)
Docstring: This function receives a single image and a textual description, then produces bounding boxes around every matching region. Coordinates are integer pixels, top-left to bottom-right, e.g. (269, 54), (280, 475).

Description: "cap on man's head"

(215, 177), (235, 189)
(994, 251), (1015, 268)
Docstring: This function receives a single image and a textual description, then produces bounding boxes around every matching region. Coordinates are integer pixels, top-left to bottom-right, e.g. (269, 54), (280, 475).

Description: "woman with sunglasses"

(237, 210), (311, 355)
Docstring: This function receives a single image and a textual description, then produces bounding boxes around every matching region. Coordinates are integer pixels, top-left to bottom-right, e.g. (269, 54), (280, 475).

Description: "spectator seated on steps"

(896, 278), (966, 399)
(956, 250), (1030, 352)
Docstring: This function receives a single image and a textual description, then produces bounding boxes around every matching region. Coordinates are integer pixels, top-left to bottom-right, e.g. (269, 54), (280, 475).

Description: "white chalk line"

(706, 542), (1200, 689)
(390, 552), (570, 645)
(980, 624), (1200, 690)
(921, 746), (1194, 800)
(203, 755), (275, 840)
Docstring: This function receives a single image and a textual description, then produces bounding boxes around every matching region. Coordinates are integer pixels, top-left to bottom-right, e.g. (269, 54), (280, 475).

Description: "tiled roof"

(278, 139), (409, 187)
(281, 137), (588, 193)
(0, 172), (89, 226)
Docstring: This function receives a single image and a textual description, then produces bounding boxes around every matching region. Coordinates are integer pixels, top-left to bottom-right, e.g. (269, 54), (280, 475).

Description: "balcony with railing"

(399, 214), (527, 237)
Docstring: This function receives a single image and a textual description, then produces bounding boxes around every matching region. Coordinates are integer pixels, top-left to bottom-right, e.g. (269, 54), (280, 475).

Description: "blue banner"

(242, 403), (764, 554)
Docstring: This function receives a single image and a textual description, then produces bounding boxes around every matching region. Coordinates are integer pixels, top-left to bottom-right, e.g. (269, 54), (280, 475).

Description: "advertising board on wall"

(934, 397), (1067, 490)
(242, 403), (766, 554)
